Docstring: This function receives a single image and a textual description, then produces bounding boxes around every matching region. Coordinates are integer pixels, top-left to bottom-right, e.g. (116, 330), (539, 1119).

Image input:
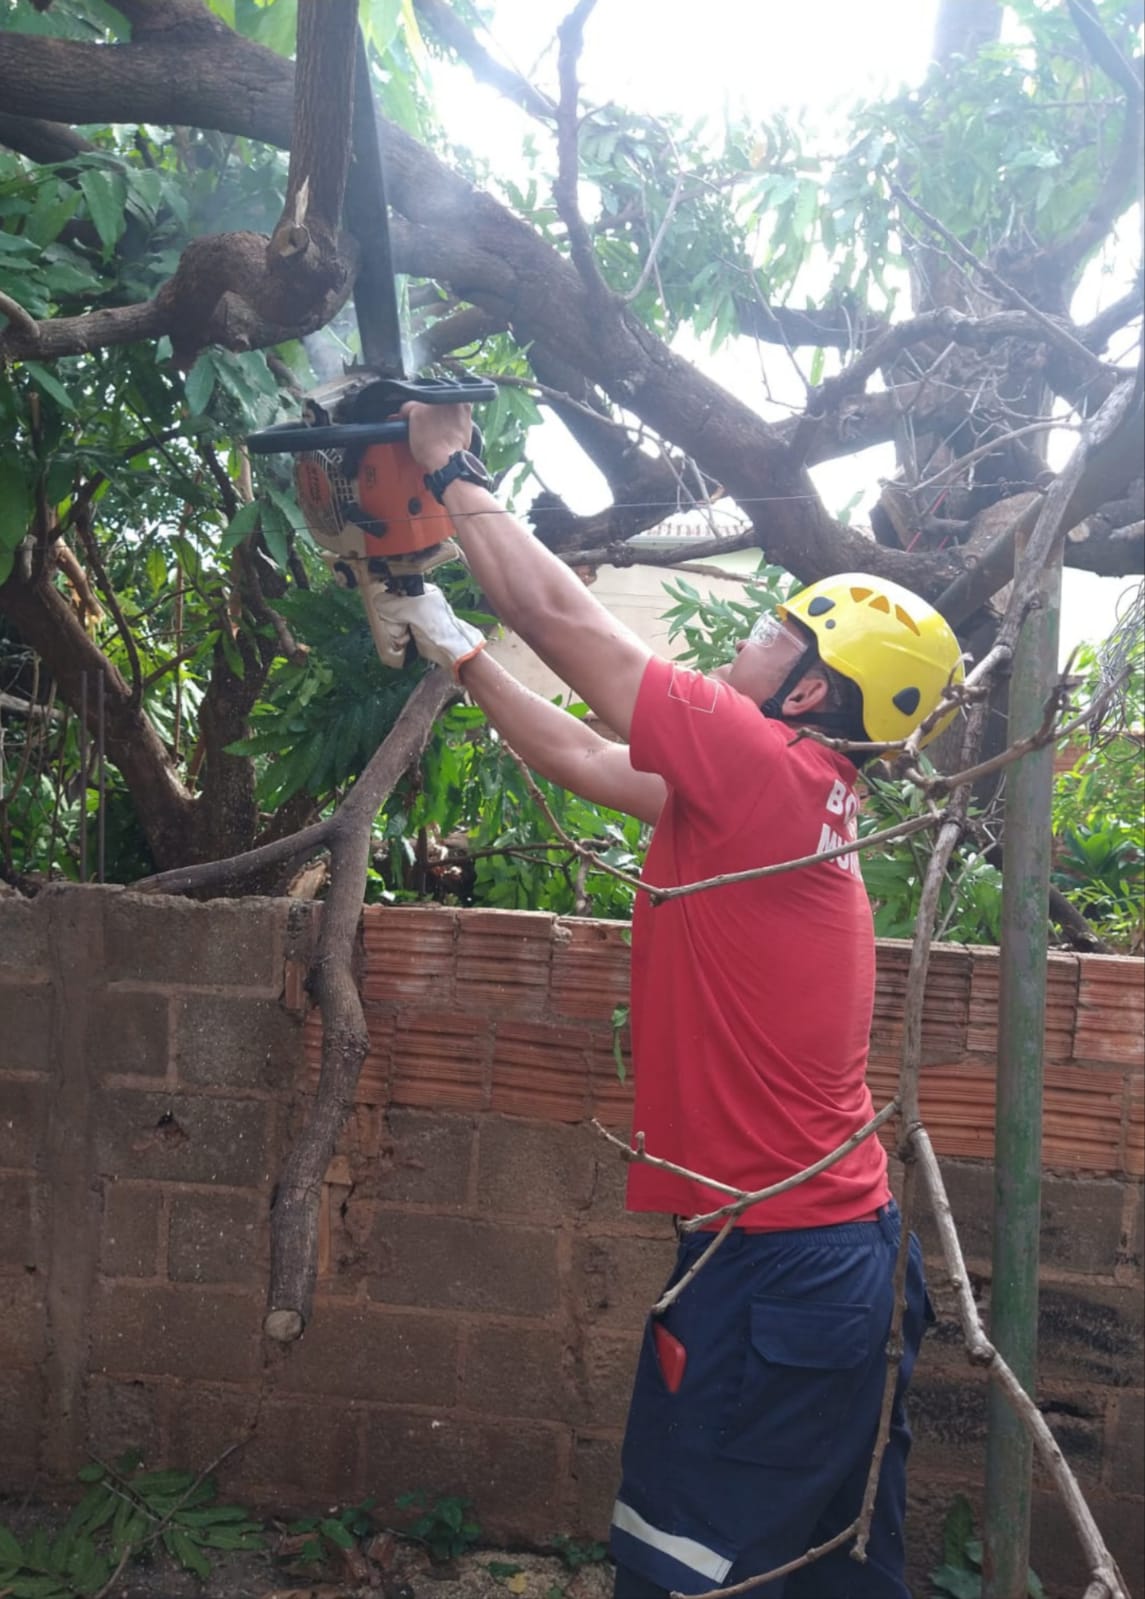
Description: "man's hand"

(365, 583), (487, 679)
(400, 400), (473, 473)
(322, 553), (411, 669)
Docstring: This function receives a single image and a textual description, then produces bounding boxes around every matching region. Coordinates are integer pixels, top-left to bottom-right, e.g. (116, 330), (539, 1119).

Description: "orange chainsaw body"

(294, 439), (456, 562)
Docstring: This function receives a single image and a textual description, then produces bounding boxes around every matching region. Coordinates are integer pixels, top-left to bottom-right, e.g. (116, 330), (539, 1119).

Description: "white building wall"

(487, 550), (757, 703)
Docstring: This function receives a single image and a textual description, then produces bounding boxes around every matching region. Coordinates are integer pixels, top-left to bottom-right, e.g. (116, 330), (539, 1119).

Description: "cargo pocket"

(721, 1296), (874, 1468)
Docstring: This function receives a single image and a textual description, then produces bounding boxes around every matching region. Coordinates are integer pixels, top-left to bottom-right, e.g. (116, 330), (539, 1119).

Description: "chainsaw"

(246, 367), (495, 594)
(245, 28), (497, 661)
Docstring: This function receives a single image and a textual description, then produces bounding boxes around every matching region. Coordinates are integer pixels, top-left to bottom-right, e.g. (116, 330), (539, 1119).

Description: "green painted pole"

(982, 541), (1062, 1597)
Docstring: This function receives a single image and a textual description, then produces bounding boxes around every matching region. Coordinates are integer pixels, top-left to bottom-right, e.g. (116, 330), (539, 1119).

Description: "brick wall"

(1, 885), (1141, 1593)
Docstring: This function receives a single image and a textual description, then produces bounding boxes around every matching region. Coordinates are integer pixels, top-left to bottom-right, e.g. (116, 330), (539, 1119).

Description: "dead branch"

(687, 1525), (859, 1599)
(912, 1132), (1129, 1599)
(676, 1101), (901, 1232)
(851, 1158), (917, 1562)
(264, 667), (460, 1340)
(556, 528), (758, 569)
(888, 535), (1130, 1591)
(591, 1100), (899, 1323)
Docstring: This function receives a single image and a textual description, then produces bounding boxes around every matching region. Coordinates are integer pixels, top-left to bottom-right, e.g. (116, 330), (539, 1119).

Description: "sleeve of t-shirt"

(629, 656), (784, 828)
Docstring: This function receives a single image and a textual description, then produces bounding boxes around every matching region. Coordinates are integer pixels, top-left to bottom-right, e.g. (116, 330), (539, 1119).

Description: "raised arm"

(402, 401), (654, 741)
(460, 649), (666, 826)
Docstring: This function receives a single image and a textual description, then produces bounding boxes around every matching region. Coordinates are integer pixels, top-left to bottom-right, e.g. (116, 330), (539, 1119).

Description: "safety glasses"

(746, 610), (809, 667)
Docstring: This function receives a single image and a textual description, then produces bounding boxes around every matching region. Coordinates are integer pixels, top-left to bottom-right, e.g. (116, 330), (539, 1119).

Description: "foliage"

(0, 1453), (263, 1598)
(393, 1492), (481, 1563)
(928, 1494), (1045, 1599)
(485, 1558), (526, 1583)
(659, 560), (795, 670)
(282, 1497), (377, 1570)
(860, 769), (1004, 946)
(550, 1533), (608, 1570)
(1051, 639), (1144, 951)
(360, 693), (648, 920)
(732, 0), (1136, 317)
(1, 0), (1141, 919)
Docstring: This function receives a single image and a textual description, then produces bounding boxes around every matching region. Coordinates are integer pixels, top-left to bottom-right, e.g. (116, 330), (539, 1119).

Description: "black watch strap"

(423, 450), (494, 505)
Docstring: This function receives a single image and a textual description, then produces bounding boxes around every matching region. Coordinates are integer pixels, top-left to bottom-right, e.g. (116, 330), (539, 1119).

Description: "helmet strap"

(760, 649), (814, 724)
(761, 652), (869, 756)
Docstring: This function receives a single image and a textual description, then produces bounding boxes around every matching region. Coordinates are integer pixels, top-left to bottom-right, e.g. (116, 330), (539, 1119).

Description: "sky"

(424, 0), (1141, 659)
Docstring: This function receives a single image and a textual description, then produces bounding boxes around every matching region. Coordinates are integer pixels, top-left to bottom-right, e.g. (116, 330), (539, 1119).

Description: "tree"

(0, 0), (1140, 895)
(2, 11), (1140, 1583)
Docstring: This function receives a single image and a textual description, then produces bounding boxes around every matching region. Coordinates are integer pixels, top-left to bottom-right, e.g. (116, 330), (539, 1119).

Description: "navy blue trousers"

(610, 1203), (929, 1597)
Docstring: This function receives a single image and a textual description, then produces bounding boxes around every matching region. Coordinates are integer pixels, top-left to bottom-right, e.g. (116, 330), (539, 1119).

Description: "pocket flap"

(749, 1297), (871, 1371)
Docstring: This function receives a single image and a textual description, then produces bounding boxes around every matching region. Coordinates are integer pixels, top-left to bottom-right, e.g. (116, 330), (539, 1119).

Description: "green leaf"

(0, 1578), (73, 1599)
(169, 1528), (212, 1580)
(24, 183), (81, 248)
(23, 361), (76, 411)
(259, 495), (291, 569)
(929, 1564), (981, 1599)
(196, 1526), (264, 1550)
(319, 1517), (356, 1549)
(173, 1506), (255, 1528)
(218, 625), (246, 680)
(77, 168), (127, 255)
(219, 499), (261, 552)
(184, 354), (216, 416)
(0, 454), (34, 551)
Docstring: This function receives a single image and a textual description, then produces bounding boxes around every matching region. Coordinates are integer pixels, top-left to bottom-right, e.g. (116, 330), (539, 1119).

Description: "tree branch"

(0, 562), (195, 869)
(1066, 0), (1145, 104)
(264, 666), (460, 1338)
(267, 0), (357, 297)
(890, 183), (1113, 382)
(554, 0), (611, 308)
(411, 0), (557, 122)
(912, 1131), (1129, 1599)
(0, 111), (96, 163)
(734, 297), (884, 351)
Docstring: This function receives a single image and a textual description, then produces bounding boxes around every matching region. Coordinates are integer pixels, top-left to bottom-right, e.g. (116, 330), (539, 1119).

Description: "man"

(367, 401), (963, 1597)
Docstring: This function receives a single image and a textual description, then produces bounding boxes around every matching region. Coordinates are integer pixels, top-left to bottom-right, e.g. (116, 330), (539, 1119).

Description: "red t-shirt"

(625, 657), (890, 1229)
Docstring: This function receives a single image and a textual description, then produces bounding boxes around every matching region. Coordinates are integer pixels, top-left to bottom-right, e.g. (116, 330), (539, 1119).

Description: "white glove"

(322, 554), (410, 670)
(364, 582), (487, 679)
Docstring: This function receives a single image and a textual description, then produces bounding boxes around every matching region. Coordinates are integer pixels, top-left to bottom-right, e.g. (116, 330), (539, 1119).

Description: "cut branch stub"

(267, 0), (357, 303)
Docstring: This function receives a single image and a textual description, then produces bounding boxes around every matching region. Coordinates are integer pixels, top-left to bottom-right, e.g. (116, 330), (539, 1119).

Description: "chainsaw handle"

(247, 420), (407, 453)
(247, 419), (486, 457)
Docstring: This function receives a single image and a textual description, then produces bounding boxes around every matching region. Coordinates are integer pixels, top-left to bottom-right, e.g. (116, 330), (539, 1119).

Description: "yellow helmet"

(779, 573), (964, 746)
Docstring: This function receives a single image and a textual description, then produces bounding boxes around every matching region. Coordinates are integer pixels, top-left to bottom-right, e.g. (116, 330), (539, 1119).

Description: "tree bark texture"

(265, 667), (460, 1338)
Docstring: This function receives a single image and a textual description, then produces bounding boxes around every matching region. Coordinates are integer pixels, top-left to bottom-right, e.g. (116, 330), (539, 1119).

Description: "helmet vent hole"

(849, 586), (872, 601)
(807, 596), (835, 616)
(870, 594), (891, 614)
(893, 687), (922, 717)
(895, 604), (921, 635)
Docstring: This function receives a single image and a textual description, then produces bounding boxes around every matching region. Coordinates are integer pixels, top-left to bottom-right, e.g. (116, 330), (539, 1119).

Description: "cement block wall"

(1, 885), (1141, 1594)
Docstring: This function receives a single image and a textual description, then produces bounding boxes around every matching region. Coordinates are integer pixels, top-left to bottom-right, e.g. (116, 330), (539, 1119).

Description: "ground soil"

(0, 1500), (614, 1599)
